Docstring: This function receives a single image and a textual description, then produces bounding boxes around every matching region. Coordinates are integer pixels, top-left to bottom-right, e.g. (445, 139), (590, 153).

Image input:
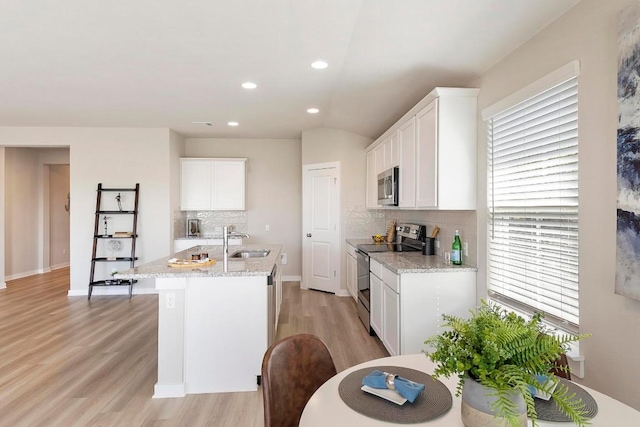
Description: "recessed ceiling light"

(307, 108), (319, 114)
(192, 121), (212, 126)
(242, 82), (257, 89)
(311, 60), (328, 69)
(227, 121), (239, 127)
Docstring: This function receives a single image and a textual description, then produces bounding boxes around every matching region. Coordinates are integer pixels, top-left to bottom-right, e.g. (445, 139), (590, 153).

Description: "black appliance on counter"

(356, 223), (426, 334)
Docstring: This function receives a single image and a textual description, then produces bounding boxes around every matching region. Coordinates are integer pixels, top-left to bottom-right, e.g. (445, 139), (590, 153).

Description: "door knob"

(307, 233), (312, 237)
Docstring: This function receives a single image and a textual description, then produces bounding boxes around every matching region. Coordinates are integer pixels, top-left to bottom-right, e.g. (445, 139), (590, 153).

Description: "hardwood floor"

(0, 268), (388, 426)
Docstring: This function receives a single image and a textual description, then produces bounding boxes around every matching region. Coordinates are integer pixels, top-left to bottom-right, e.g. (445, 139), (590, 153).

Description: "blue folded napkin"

(362, 370), (425, 403)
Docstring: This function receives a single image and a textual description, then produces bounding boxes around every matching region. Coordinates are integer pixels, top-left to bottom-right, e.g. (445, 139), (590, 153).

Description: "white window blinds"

(487, 76), (579, 331)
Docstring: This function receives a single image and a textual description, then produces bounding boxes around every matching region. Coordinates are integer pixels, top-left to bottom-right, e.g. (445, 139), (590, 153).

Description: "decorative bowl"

(372, 234), (385, 243)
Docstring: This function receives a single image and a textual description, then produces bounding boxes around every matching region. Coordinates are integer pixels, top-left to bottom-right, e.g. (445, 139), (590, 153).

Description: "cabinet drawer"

(370, 259), (382, 278)
(382, 266), (399, 293)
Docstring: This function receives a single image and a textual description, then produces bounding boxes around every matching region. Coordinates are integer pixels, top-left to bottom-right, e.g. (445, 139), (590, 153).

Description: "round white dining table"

(300, 354), (640, 426)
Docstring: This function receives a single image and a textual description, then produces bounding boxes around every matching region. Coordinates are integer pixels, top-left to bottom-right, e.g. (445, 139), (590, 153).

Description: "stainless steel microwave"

(377, 166), (399, 206)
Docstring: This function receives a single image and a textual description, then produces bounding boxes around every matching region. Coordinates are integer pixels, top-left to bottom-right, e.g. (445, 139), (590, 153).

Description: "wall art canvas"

(617, 6), (640, 300)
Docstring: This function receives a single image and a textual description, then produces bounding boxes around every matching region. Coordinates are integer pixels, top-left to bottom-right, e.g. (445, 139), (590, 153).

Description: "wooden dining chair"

(261, 334), (337, 427)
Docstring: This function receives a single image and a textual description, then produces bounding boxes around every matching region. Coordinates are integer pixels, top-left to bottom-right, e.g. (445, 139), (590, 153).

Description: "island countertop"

(114, 244), (282, 279)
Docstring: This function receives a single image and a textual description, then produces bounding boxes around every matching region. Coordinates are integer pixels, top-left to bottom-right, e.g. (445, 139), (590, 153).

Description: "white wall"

(185, 138), (302, 277)
(474, 0), (640, 409)
(169, 130), (185, 250)
(0, 127), (175, 296)
(301, 127), (373, 293)
(4, 148), (40, 279)
(49, 164), (70, 268)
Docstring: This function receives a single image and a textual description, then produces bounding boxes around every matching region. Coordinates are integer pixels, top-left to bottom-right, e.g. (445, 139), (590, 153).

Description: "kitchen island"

(116, 244), (282, 398)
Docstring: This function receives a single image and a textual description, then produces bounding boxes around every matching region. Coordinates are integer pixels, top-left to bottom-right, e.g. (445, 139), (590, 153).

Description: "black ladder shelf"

(89, 183), (140, 299)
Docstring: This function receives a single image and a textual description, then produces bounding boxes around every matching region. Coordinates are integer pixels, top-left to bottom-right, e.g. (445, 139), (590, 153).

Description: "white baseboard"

(5, 269), (43, 281)
(50, 262), (70, 271)
(282, 275), (301, 282)
(336, 289), (351, 297)
(0, 282), (6, 290)
(153, 383), (186, 398)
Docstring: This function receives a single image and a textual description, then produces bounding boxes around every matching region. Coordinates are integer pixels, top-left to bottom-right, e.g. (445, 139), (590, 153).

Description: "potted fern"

(424, 301), (589, 427)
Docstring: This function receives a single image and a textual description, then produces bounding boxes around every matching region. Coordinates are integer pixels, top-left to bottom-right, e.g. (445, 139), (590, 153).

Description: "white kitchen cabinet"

(370, 263), (383, 337)
(398, 117), (416, 208)
(365, 87), (478, 210)
(384, 133), (399, 170)
(415, 100), (438, 208)
(346, 244), (358, 301)
(365, 150), (377, 209)
(181, 159), (211, 210)
(366, 133), (399, 209)
(401, 270), (476, 354)
(370, 259), (401, 355)
(383, 282), (400, 356)
(369, 257), (476, 355)
(180, 158), (247, 211)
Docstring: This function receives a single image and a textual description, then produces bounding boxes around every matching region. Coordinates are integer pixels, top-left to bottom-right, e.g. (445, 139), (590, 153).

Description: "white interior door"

(302, 162), (340, 294)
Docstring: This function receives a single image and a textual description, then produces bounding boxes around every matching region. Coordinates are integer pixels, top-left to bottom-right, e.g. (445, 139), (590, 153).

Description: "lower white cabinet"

(346, 244), (358, 301)
(382, 282), (400, 356)
(370, 272), (383, 337)
(371, 259), (400, 355)
(369, 258), (476, 355)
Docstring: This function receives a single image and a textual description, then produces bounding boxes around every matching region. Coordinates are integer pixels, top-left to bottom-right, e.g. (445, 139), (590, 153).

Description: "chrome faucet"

(222, 226), (250, 269)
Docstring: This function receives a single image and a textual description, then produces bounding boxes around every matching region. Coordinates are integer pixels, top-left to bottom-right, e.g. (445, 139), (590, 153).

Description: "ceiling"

(0, 0), (581, 140)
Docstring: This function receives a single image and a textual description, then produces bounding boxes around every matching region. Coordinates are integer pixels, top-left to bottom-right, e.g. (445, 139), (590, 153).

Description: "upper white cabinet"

(366, 87), (478, 210)
(181, 158), (247, 211)
(415, 100), (438, 208)
(366, 133), (399, 208)
(398, 117), (416, 208)
(365, 150), (377, 209)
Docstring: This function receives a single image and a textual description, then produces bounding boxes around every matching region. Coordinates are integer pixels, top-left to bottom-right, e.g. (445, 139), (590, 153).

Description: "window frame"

(482, 61), (581, 334)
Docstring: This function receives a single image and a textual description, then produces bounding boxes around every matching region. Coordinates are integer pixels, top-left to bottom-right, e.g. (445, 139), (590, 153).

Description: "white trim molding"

(481, 60), (581, 120)
(153, 383), (186, 399)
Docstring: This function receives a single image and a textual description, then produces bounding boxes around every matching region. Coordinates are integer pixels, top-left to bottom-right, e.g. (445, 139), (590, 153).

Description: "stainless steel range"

(356, 223), (426, 334)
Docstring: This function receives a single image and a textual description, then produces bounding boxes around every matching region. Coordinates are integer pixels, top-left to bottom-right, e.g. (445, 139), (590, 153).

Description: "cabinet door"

(398, 117), (416, 208)
(374, 145), (385, 175)
(212, 160), (245, 210)
(346, 253), (357, 301)
(415, 99), (438, 208)
(385, 133), (398, 169)
(366, 150), (378, 208)
(370, 273), (383, 337)
(181, 159), (212, 210)
(383, 283), (400, 356)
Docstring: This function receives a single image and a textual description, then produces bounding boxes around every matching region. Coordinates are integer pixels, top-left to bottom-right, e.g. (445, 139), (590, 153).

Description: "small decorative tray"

(167, 258), (216, 268)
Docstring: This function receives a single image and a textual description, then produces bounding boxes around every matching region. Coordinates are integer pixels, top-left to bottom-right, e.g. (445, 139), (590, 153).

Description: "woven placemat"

(338, 366), (452, 424)
(535, 378), (598, 421)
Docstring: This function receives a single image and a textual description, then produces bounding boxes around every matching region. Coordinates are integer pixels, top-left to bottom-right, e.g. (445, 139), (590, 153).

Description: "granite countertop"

(114, 244), (281, 279)
(369, 251), (477, 274)
(175, 234), (245, 240)
(347, 238), (477, 274)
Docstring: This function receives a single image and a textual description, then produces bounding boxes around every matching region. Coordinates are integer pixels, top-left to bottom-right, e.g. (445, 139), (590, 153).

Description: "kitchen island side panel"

(184, 276), (268, 394)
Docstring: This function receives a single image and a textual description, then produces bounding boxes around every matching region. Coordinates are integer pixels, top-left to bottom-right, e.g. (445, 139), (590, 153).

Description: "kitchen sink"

(230, 250), (271, 258)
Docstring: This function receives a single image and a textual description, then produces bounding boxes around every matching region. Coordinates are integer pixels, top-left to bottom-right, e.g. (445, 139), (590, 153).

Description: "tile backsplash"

(174, 210), (248, 238)
(344, 206), (477, 266)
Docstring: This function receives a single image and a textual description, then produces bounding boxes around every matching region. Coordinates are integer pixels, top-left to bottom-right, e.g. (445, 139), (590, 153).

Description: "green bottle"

(452, 230), (462, 265)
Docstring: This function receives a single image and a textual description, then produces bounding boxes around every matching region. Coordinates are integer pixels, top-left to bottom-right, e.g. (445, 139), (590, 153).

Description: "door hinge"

(334, 178), (337, 185)
(334, 270), (336, 277)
